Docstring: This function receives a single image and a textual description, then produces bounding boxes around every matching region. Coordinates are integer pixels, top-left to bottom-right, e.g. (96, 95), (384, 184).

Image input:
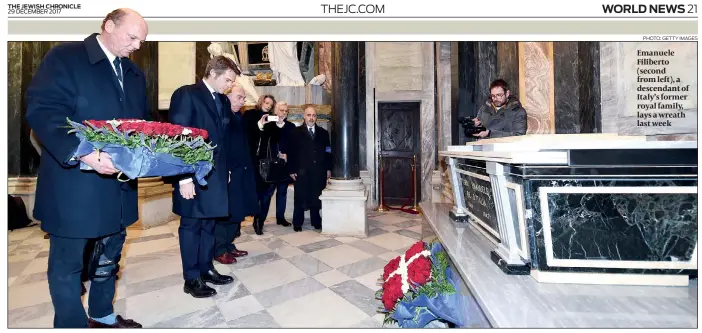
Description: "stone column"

(320, 42), (368, 237)
(330, 42), (360, 180)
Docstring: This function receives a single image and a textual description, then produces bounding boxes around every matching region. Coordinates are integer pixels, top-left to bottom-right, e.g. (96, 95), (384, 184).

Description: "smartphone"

(268, 115), (280, 122)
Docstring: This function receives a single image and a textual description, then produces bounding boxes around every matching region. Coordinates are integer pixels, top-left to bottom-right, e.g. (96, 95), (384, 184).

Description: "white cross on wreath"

(384, 249), (432, 294)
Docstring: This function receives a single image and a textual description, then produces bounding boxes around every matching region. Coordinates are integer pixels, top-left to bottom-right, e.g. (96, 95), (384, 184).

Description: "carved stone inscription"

(460, 173), (500, 238)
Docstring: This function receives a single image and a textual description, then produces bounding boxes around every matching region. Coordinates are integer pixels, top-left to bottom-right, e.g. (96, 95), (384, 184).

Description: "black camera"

(458, 117), (487, 136)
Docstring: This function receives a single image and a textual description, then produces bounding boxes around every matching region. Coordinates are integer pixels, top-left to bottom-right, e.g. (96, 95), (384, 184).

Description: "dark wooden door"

(378, 102), (421, 206)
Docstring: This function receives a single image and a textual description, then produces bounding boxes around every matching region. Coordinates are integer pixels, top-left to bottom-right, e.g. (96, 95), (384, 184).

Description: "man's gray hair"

(276, 101), (289, 110)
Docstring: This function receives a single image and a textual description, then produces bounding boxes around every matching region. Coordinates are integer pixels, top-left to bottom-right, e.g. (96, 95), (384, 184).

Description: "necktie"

(113, 57), (123, 84)
(308, 127), (314, 138)
(213, 92), (223, 117)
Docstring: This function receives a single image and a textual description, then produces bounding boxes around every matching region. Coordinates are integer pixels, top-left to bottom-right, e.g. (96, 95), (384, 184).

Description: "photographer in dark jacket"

(253, 101), (296, 234)
(472, 79), (528, 139)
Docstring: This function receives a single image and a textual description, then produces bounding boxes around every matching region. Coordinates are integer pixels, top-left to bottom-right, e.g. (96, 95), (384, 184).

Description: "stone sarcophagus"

(440, 134), (698, 286)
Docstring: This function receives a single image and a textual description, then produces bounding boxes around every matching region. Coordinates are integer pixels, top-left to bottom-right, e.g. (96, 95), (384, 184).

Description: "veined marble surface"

(442, 134), (697, 157)
(420, 202), (697, 328)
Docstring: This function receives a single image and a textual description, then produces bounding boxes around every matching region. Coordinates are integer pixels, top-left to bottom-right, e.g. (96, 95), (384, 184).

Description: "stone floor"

(8, 210), (426, 328)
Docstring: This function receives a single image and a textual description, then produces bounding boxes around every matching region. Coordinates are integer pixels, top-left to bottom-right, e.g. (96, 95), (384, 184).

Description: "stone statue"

(207, 42), (260, 105)
(267, 42), (305, 86)
(309, 74), (326, 86)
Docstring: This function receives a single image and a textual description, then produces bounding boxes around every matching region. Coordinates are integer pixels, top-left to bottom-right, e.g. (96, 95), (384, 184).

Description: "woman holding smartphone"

(253, 101), (296, 234)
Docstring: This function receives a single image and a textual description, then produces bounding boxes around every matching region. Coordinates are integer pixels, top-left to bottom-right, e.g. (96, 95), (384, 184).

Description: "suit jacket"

(169, 80), (231, 219)
(25, 33), (150, 239)
(227, 111), (260, 222)
(287, 124), (332, 209)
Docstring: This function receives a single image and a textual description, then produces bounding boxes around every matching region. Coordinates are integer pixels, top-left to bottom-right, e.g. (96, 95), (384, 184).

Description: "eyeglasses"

(490, 93), (505, 99)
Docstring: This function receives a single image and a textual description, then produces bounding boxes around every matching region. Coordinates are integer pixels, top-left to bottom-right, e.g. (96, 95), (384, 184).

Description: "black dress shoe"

(293, 226), (302, 232)
(201, 269), (234, 285)
(313, 225), (322, 230)
(184, 278), (216, 298)
(277, 219), (291, 227)
(253, 218), (264, 235)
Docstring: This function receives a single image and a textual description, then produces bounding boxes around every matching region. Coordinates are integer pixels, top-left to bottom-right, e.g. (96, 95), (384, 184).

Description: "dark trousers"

(48, 230), (126, 328)
(292, 203), (321, 228)
(214, 219), (242, 257)
(80, 240), (95, 282)
(178, 217), (215, 281)
(258, 181), (289, 221)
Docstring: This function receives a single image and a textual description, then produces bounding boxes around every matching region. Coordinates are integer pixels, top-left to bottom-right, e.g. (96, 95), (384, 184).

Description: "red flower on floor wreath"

(376, 239), (478, 328)
(381, 275), (404, 310)
(378, 241), (433, 311)
(383, 256), (400, 281)
(407, 255), (432, 285)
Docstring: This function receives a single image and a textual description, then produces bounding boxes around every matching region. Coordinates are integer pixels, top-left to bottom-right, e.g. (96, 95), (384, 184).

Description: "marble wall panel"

(455, 42), (478, 144)
(8, 42), (23, 177)
(497, 42), (520, 98)
(519, 42), (555, 134)
(450, 42), (459, 145)
(553, 42), (580, 134)
(599, 42), (697, 139)
(578, 41), (602, 134)
(436, 42), (452, 152)
(318, 42), (333, 93)
(553, 41), (602, 134)
(375, 42), (424, 92)
(158, 42), (196, 110)
(8, 42), (66, 177)
(476, 42), (498, 102)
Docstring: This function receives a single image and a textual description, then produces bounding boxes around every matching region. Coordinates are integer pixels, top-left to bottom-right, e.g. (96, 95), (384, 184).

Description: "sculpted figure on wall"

(267, 42), (306, 86)
(207, 42), (260, 105)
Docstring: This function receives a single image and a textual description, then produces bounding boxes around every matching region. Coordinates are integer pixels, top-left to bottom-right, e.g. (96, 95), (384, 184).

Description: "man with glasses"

(472, 79), (527, 139)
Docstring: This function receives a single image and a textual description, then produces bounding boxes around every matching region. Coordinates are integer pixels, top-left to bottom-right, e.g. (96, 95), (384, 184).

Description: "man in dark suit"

(169, 55), (239, 298)
(213, 86), (260, 264)
(287, 106), (332, 232)
(25, 8), (148, 328)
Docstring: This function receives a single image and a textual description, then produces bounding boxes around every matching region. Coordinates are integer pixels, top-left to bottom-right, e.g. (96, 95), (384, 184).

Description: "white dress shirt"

(96, 35), (123, 89)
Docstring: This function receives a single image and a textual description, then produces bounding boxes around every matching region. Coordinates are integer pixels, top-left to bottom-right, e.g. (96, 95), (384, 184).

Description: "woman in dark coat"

(213, 86), (260, 265)
(253, 101), (297, 234)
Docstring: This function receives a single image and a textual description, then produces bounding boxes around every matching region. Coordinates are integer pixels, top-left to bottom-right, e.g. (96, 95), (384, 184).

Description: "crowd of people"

(25, 7), (332, 328)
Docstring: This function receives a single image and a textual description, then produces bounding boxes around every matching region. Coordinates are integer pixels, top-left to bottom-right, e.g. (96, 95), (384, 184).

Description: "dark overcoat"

(25, 33), (149, 239)
(169, 80), (231, 219)
(242, 108), (267, 191)
(286, 124), (332, 210)
(227, 111), (260, 222)
(258, 120), (296, 184)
